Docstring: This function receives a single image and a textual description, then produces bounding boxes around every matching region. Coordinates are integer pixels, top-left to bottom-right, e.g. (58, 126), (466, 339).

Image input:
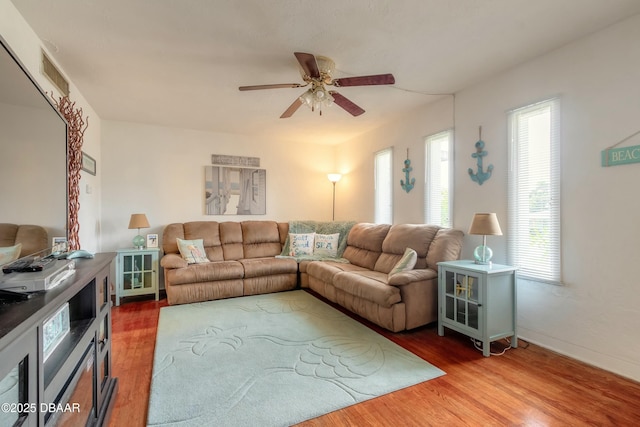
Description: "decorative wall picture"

(81, 151), (96, 175)
(601, 129), (640, 167)
(400, 148), (415, 193)
(205, 166), (266, 215)
(211, 154), (260, 167)
(468, 126), (493, 185)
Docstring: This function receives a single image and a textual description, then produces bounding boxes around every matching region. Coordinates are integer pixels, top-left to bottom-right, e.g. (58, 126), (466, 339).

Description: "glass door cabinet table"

(115, 248), (160, 306)
(437, 260), (518, 357)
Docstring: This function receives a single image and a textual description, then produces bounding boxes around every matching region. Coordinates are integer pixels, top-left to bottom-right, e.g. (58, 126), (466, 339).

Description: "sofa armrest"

(161, 253), (188, 269)
(388, 268), (437, 286)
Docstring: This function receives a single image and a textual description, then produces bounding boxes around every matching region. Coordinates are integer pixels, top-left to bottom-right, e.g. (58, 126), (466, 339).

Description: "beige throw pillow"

(388, 247), (417, 277)
(177, 238), (210, 264)
(313, 233), (340, 257)
(0, 243), (22, 266)
(288, 233), (315, 256)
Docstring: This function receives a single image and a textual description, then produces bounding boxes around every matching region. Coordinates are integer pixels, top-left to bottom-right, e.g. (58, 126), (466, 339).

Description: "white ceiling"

(11, 0), (640, 145)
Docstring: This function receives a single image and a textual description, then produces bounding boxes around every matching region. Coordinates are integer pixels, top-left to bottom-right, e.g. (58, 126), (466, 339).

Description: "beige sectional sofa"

(160, 220), (463, 332)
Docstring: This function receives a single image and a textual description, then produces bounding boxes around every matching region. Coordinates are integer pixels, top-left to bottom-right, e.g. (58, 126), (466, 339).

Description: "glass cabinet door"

(444, 270), (480, 330)
(122, 253), (154, 291)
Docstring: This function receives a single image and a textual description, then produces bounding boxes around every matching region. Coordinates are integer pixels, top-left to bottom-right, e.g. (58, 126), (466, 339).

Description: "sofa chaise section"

(304, 223), (464, 332)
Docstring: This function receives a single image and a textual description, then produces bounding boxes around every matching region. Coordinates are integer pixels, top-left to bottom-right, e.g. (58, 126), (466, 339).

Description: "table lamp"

(128, 213), (150, 249)
(468, 213), (502, 265)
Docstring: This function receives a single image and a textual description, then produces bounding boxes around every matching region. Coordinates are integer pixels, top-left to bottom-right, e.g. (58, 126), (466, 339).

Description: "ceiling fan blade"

(280, 97), (303, 118)
(239, 83), (303, 91)
(332, 73), (395, 87)
(294, 52), (320, 79)
(330, 92), (365, 116)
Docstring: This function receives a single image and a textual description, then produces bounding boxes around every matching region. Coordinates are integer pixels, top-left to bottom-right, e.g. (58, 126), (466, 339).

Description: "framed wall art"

(81, 151), (96, 175)
(204, 166), (266, 215)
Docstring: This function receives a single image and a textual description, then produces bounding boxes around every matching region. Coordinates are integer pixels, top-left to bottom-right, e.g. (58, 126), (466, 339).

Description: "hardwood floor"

(108, 291), (640, 426)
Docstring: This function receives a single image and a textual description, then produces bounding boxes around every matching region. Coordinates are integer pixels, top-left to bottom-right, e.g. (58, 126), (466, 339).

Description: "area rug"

(147, 290), (444, 426)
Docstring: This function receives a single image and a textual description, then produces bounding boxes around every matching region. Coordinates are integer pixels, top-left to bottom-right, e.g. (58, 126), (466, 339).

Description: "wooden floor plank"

(107, 291), (640, 426)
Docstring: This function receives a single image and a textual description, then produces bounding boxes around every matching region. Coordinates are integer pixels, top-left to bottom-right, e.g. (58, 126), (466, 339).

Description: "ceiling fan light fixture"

(299, 86), (334, 114)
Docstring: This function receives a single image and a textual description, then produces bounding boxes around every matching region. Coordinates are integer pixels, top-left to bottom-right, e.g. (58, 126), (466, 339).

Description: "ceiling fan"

(239, 52), (395, 118)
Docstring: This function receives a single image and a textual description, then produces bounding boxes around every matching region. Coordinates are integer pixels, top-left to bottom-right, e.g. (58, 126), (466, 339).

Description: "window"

(374, 147), (393, 224)
(508, 98), (561, 283)
(425, 130), (452, 227)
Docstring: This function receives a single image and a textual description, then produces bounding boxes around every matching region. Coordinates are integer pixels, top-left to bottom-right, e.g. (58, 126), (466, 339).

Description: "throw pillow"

(288, 233), (315, 256)
(0, 243), (22, 266)
(388, 247), (417, 277)
(314, 233), (340, 257)
(176, 238), (210, 264)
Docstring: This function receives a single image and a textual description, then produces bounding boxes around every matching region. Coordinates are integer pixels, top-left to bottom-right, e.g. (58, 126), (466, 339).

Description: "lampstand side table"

(437, 260), (518, 356)
(115, 247), (160, 306)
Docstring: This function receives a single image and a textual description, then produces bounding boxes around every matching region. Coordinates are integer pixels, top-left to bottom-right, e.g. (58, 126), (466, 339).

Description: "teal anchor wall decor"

(400, 149), (415, 193)
(468, 126), (493, 185)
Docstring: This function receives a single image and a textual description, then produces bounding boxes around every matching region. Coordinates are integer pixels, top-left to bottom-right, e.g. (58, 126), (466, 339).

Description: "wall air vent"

(41, 50), (69, 96)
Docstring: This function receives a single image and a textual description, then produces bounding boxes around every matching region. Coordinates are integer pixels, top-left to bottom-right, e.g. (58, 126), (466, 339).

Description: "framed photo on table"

(146, 234), (159, 248)
(52, 237), (68, 253)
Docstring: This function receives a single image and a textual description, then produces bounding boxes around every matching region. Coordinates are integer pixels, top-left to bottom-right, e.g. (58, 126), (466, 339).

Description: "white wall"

(1, 0), (102, 252)
(335, 95), (455, 224)
(338, 14), (640, 381)
(100, 121), (336, 251)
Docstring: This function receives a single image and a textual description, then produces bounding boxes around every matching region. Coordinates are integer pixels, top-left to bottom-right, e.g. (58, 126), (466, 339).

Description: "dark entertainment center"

(0, 254), (117, 426)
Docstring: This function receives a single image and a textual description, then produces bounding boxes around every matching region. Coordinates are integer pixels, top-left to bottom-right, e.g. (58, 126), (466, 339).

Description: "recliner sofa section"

(161, 220), (297, 305)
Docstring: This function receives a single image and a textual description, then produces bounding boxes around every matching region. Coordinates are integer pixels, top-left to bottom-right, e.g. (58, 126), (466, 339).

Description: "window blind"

(508, 98), (561, 283)
(374, 147), (393, 224)
(424, 130), (452, 227)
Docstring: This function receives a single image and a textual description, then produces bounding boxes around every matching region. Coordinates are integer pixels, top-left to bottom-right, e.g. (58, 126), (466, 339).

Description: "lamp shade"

(327, 173), (342, 183)
(128, 213), (150, 230)
(468, 213), (502, 236)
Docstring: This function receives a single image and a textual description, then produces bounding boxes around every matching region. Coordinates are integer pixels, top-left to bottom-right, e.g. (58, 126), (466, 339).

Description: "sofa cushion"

(388, 268), (438, 286)
(374, 224), (439, 273)
(177, 238), (210, 264)
(306, 260), (368, 284)
(426, 228), (465, 269)
(313, 233), (340, 257)
(388, 247), (417, 277)
(242, 221), (283, 259)
(184, 221), (224, 261)
(160, 253), (188, 269)
(220, 222), (244, 260)
(166, 260), (244, 286)
(342, 223), (390, 269)
(332, 271), (402, 308)
(240, 257), (298, 278)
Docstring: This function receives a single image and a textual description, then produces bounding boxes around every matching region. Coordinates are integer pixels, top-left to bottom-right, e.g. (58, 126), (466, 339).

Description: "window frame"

(424, 129), (453, 227)
(507, 97), (562, 284)
(374, 147), (393, 224)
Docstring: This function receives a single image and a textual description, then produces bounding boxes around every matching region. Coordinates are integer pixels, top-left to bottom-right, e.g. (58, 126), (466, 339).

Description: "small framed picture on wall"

(146, 234), (159, 248)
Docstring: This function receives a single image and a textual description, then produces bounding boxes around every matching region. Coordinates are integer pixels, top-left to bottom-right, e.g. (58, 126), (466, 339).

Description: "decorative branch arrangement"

(50, 93), (89, 251)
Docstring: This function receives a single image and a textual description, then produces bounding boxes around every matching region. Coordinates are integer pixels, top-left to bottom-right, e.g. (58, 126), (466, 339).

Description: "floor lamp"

(327, 174), (342, 221)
